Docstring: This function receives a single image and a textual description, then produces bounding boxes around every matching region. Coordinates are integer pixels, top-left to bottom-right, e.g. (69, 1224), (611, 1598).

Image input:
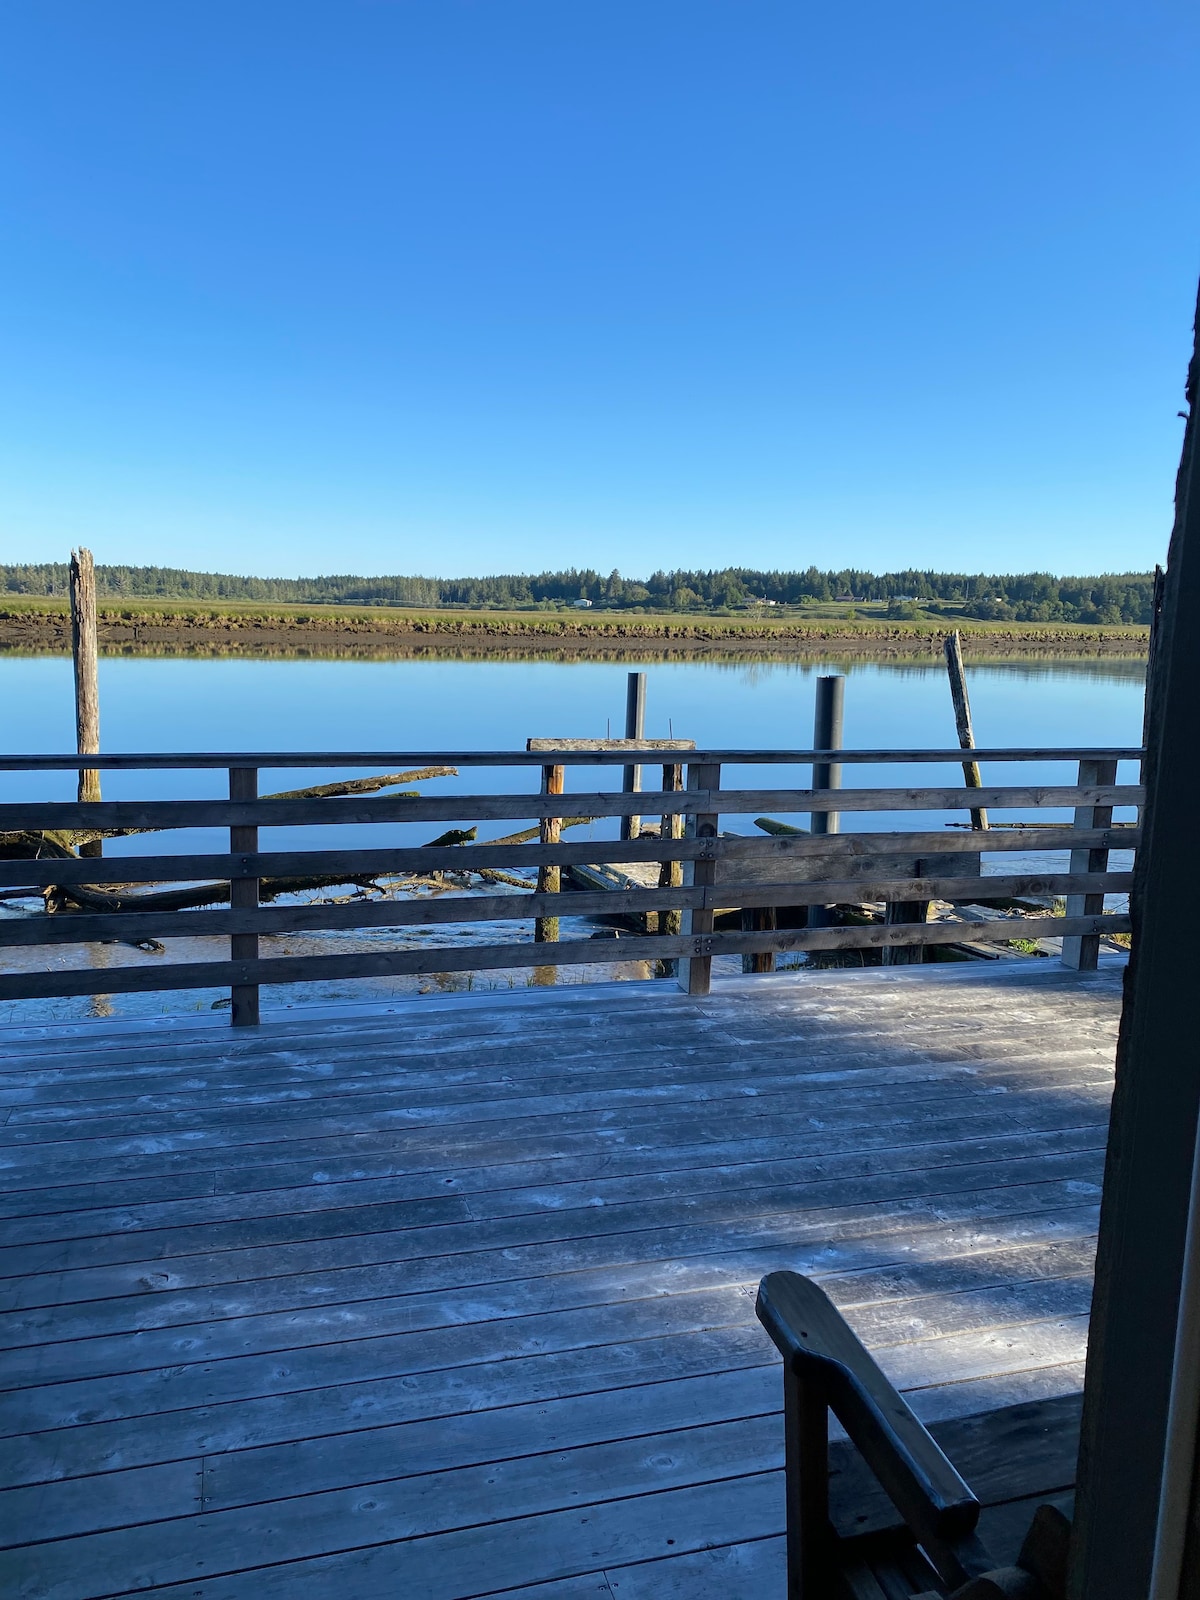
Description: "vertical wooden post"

(621, 671), (647, 842)
(944, 631), (989, 831)
(69, 548), (102, 858)
(229, 767), (260, 1027)
(1068, 287), (1200, 1600)
(534, 763), (564, 943)
(658, 762), (684, 943)
(882, 863), (929, 967)
(1061, 757), (1117, 971)
(783, 1365), (832, 1598)
(679, 761), (719, 995)
(810, 675), (844, 835)
(741, 906), (777, 974)
(809, 675), (844, 930)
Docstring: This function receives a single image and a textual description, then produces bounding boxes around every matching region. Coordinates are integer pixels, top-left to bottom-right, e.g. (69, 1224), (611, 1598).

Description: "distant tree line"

(0, 562), (1157, 625)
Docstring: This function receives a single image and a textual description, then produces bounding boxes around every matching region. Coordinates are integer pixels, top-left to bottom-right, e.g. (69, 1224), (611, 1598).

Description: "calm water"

(1, 651), (1144, 1021)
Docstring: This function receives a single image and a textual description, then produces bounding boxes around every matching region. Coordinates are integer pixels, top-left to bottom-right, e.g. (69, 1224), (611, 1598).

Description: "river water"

(1, 651), (1145, 1022)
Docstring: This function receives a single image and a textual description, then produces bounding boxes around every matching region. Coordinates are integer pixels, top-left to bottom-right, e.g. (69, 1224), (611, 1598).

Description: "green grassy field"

(0, 591), (1150, 644)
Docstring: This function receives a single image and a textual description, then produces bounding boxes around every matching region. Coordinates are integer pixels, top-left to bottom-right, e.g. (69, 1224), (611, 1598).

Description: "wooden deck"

(0, 961), (1123, 1599)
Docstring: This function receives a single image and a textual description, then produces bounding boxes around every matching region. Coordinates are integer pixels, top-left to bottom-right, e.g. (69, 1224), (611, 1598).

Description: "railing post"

(783, 1364), (832, 1598)
(229, 767), (260, 1026)
(1061, 757), (1118, 971)
(534, 763), (564, 943)
(679, 761), (720, 995)
(621, 671), (647, 841)
(658, 762), (684, 943)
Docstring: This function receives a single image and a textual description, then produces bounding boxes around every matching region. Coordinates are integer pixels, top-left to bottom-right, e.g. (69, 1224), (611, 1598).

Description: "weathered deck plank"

(0, 963), (1121, 1597)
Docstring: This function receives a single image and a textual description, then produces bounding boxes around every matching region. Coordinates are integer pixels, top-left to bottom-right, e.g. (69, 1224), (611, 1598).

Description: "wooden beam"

(0, 744), (1145, 771)
(0, 783), (1143, 833)
(0, 912), (1130, 1003)
(0, 827), (1141, 890)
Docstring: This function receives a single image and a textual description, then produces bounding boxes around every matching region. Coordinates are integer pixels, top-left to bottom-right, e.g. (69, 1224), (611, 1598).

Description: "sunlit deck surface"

(0, 961), (1124, 1600)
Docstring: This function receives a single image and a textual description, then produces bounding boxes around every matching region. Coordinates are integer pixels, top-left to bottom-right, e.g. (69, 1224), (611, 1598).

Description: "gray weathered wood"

(0, 745), (1145, 771)
(0, 784), (1141, 834)
(534, 763), (564, 943)
(945, 631), (989, 832)
(1060, 758), (1119, 972)
(0, 826), (1140, 890)
(0, 914), (1129, 1002)
(228, 768), (259, 1027)
(0, 872), (1134, 949)
(680, 763), (720, 995)
(0, 965), (1118, 1599)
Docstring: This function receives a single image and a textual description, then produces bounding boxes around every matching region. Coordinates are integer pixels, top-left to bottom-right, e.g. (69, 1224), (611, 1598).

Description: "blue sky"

(1, 2), (1197, 580)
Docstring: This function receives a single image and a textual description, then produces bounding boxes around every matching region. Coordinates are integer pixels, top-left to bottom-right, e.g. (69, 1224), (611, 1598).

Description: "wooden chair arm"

(756, 1270), (981, 1548)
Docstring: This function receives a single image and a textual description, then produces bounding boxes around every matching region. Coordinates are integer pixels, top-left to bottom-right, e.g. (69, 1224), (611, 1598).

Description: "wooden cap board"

(526, 738), (696, 752)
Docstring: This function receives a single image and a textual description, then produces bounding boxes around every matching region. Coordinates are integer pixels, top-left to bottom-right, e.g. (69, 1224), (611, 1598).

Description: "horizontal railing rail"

(0, 745), (1143, 1021)
(0, 746), (1145, 771)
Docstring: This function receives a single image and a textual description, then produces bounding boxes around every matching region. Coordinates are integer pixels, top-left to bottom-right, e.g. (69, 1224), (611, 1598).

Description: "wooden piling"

(534, 763), (565, 943)
(69, 548), (102, 858)
(658, 762), (684, 949)
(810, 676), (844, 836)
(621, 671), (647, 842)
(944, 631), (989, 831)
(808, 675), (844, 930)
(229, 766), (260, 1026)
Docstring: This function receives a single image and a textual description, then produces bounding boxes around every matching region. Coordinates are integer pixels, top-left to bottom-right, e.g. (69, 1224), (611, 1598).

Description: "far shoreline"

(0, 597), (1150, 662)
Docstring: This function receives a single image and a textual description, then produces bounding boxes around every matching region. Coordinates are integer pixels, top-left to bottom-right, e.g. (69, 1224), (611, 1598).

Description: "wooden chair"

(756, 1272), (1071, 1598)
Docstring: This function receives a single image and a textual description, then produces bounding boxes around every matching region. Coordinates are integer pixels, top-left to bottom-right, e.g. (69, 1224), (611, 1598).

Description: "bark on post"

(69, 549), (102, 858)
(944, 631), (989, 831)
(658, 762), (684, 950)
(534, 763), (564, 943)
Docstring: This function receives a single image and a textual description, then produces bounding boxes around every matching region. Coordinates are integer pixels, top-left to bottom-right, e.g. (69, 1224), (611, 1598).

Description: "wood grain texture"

(0, 826), (1140, 889)
(0, 783), (1144, 832)
(0, 962), (1118, 1598)
(0, 746), (1145, 772)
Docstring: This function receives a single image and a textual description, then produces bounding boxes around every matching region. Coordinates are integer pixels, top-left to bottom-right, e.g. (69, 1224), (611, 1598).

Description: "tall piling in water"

(621, 671), (647, 841)
(69, 548), (102, 858)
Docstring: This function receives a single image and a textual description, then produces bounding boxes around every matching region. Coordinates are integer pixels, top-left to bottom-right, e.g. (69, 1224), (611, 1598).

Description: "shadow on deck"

(0, 960), (1123, 1599)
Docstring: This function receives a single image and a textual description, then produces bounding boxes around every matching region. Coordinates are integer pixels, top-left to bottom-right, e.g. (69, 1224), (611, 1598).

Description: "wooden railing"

(0, 746), (1142, 1023)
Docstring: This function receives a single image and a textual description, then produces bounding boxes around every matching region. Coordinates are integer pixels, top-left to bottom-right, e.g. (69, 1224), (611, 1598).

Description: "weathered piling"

(534, 762), (565, 943)
(808, 674), (844, 930)
(658, 762), (684, 948)
(620, 671), (647, 841)
(69, 548), (102, 858)
(944, 630), (989, 830)
(811, 675), (844, 834)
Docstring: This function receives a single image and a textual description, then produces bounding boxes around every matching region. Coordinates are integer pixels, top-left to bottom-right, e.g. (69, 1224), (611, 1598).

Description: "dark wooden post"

(1060, 758), (1118, 971)
(783, 1364), (832, 1597)
(534, 763), (564, 943)
(679, 761), (720, 996)
(810, 675), (844, 835)
(809, 675), (844, 931)
(944, 631), (989, 831)
(229, 767), (260, 1027)
(1068, 285), (1200, 1598)
(620, 671), (647, 842)
(69, 548), (102, 858)
(882, 863), (930, 967)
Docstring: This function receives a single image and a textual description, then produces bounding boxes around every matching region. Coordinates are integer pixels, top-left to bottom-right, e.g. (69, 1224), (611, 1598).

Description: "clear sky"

(1, 2), (1197, 580)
